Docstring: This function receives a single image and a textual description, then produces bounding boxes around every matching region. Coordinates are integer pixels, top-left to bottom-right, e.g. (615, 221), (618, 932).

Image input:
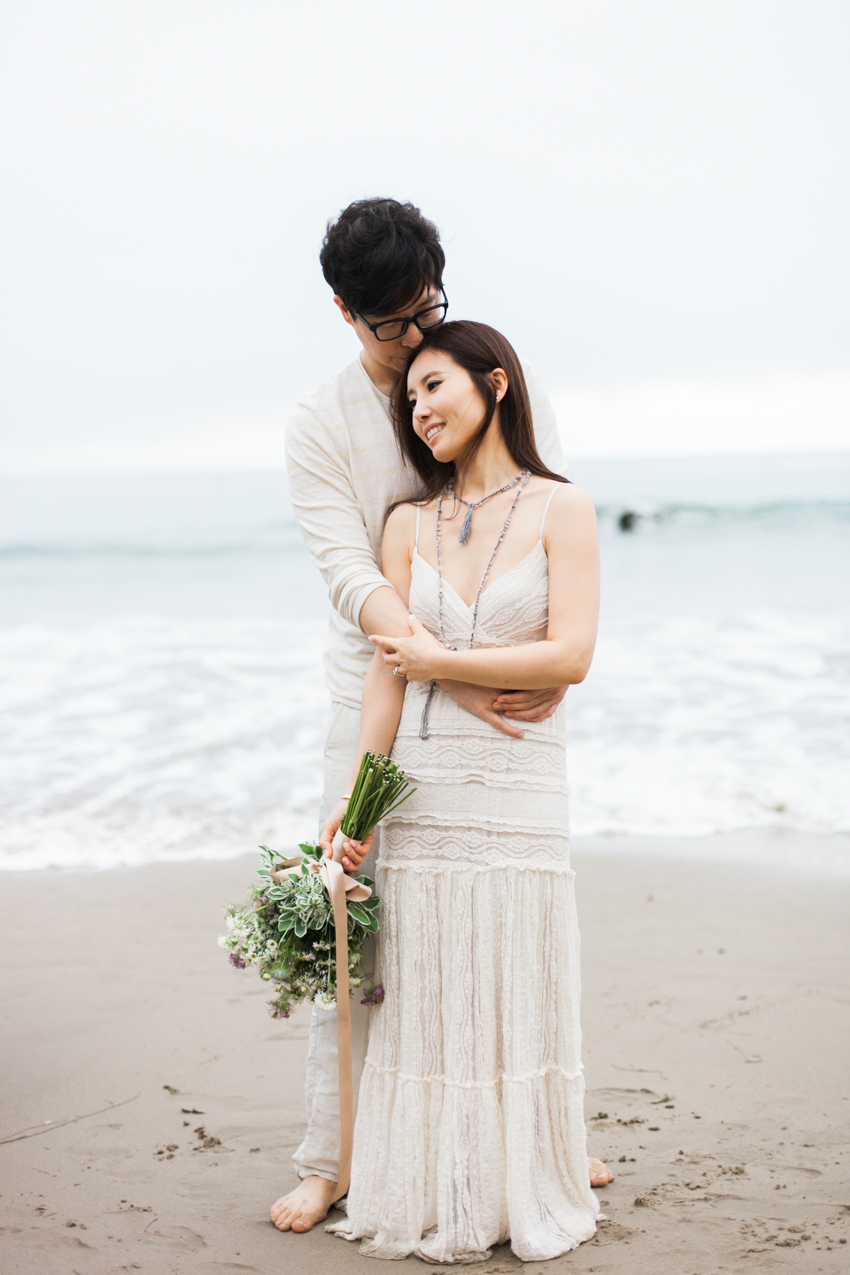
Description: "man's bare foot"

(270, 1175), (338, 1232)
(589, 1156), (614, 1187)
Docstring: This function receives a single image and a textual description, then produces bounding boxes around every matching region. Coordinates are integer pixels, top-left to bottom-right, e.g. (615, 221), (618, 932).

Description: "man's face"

(334, 285), (444, 381)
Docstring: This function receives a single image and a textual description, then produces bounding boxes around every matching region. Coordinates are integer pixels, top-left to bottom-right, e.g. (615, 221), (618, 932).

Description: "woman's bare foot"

(270, 1158), (609, 1230)
(589, 1156), (614, 1187)
(270, 1175), (338, 1232)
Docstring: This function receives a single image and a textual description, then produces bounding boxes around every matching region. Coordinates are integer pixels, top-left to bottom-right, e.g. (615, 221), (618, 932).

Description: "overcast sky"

(1, 0), (848, 471)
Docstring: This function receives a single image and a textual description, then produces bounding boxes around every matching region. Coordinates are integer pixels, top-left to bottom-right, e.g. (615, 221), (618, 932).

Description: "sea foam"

(1, 462), (848, 873)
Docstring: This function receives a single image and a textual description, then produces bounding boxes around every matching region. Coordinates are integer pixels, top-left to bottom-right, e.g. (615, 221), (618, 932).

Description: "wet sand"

(1, 837), (849, 1273)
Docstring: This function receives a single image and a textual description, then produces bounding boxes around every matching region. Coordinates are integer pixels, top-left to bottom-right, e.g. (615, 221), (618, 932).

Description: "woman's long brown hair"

(390, 320), (568, 507)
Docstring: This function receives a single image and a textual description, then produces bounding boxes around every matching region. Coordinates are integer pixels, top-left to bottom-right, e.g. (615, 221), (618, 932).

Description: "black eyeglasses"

(355, 289), (448, 342)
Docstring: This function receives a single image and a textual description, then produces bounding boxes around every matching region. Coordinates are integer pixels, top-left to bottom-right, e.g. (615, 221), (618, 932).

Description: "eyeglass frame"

(353, 288), (449, 342)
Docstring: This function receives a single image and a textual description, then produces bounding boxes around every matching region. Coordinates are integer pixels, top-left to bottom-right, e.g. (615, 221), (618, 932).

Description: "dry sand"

(1, 836), (849, 1274)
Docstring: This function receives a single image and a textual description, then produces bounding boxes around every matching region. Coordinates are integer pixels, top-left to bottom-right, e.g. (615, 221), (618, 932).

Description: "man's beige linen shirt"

(286, 354), (566, 709)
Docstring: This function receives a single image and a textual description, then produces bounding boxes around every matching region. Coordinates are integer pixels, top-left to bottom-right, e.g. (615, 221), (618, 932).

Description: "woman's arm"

(370, 485), (600, 691)
(319, 504), (415, 869)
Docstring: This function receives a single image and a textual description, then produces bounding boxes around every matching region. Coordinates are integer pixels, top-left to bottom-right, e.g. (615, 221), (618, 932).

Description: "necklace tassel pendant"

(419, 682), (435, 739)
(458, 507), (474, 545)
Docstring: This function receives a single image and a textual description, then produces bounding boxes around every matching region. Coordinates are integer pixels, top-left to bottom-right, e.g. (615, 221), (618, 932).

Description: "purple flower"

(229, 953), (248, 969)
(360, 984), (385, 1006)
(267, 1002), (290, 1019)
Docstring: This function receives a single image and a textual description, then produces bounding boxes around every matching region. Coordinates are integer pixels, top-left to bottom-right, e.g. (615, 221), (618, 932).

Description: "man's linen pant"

(291, 701), (379, 1183)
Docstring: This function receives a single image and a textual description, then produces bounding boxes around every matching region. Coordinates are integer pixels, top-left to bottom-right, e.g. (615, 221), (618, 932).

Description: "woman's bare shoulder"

(559, 480), (595, 509)
(543, 482), (598, 536)
(382, 501), (420, 552)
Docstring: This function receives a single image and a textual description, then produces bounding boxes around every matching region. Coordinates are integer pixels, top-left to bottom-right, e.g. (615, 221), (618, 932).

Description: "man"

(272, 198), (609, 1233)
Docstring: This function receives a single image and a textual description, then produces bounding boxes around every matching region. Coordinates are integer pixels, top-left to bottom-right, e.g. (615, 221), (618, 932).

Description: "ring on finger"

(393, 665), (406, 678)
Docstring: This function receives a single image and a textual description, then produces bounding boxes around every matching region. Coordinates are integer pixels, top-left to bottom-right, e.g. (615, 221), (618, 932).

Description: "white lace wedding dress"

(329, 510), (599, 1263)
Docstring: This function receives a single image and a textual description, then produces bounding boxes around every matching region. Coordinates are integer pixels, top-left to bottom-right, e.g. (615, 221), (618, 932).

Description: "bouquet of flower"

(220, 752), (413, 1019)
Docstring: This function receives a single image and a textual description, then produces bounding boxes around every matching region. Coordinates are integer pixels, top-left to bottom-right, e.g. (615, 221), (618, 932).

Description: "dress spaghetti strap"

(539, 485), (559, 538)
(415, 502), (422, 548)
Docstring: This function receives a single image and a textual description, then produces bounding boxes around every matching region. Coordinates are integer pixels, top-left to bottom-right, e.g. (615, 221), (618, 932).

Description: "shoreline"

(1, 836), (848, 1272)
(3, 826), (849, 879)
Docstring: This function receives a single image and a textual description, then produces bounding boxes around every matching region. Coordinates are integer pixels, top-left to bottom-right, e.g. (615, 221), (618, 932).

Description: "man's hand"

(492, 685), (568, 721)
(437, 682), (567, 734)
(436, 679), (526, 738)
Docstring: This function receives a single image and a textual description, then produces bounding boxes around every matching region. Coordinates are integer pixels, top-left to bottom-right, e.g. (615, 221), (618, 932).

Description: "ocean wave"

(0, 530), (305, 560)
(595, 498), (850, 532)
(2, 499), (848, 559)
(1, 607), (847, 873)
(0, 617), (328, 872)
(567, 609), (850, 840)
(0, 542), (294, 560)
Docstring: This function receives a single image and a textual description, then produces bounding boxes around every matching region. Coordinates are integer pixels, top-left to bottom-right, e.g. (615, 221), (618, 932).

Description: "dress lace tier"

(329, 535), (599, 1263)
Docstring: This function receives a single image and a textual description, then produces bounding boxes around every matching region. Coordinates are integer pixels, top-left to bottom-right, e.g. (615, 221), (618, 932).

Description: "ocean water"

(1, 455), (848, 874)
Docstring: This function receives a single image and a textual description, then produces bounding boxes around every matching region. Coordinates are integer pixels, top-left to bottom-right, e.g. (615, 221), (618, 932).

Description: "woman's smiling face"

(407, 351), (494, 465)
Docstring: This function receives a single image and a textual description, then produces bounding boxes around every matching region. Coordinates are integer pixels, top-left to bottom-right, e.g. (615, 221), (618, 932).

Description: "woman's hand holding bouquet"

(221, 750), (413, 1018)
(320, 806), (372, 871)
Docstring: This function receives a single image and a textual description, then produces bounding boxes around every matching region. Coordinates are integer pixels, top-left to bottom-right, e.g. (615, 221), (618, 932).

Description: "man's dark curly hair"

(320, 198), (445, 319)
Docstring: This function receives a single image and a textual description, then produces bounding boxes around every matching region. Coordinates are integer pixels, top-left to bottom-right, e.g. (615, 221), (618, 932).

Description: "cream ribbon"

(270, 829), (372, 1204)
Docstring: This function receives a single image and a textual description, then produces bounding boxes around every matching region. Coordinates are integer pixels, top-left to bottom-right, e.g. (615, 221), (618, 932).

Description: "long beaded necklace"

(419, 468), (531, 740)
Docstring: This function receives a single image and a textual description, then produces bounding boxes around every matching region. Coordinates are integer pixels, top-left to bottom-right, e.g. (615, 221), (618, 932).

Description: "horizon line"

(2, 447), (850, 482)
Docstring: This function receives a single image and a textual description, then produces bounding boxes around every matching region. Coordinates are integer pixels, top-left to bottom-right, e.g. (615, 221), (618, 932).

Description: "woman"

(323, 321), (602, 1262)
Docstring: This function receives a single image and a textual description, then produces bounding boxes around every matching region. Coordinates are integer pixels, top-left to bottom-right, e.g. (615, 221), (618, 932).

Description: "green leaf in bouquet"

(299, 841), (323, 861)
(223, 840), (384, 1020)
(348, 906), (379, 934)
